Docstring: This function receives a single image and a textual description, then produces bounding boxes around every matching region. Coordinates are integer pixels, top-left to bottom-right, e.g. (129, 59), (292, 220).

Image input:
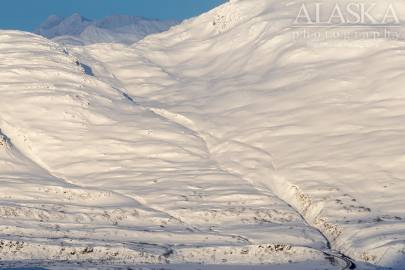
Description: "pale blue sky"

(0, 0), (227, 31)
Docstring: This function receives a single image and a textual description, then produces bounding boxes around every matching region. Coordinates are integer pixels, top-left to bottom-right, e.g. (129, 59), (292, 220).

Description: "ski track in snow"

(1, 0), (405, 269)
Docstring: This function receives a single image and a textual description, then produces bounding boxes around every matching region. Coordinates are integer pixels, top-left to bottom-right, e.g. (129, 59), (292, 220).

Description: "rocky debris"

(0, 130), (9, 148)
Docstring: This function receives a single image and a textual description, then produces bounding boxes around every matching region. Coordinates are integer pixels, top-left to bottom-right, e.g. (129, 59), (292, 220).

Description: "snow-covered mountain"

(1, 0), (405, 269)
(35, 13), (178, 45)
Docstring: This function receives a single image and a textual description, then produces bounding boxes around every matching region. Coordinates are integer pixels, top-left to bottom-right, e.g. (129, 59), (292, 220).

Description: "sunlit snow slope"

(82, 0), (405, 268)
(1, 0), (405, 268)
(0, 32), (334, 267)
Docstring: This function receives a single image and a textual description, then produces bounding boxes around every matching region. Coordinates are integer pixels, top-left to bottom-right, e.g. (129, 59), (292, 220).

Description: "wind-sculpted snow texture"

(1, 0), (405, 269)
(0, 31), (333, 268)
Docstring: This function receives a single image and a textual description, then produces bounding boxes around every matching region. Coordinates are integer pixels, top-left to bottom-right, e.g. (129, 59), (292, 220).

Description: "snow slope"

(81, 0), (405, 268)
(1, 0), (405, 268)
(35, 14), (178, 45)
(0, 31), (341, 268)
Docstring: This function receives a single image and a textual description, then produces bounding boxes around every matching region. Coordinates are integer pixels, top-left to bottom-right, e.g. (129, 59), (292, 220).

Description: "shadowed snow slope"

(1, 0), (405, 268)
(35, 14), (178, 45)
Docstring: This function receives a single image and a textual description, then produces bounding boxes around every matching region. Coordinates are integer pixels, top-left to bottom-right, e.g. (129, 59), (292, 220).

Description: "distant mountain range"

(35, 13), (178, 45)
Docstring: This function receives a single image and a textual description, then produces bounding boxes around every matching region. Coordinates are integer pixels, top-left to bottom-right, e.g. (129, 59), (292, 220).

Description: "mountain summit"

(35, 14), (178, 45)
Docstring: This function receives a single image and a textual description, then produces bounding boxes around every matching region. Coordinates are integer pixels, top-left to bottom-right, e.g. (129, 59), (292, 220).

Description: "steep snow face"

(35, 14), (178, 45)
(81, 0), (405, 268)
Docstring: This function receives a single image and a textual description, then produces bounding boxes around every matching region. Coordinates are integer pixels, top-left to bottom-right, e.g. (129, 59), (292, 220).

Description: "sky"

(0, 0), (227, 31)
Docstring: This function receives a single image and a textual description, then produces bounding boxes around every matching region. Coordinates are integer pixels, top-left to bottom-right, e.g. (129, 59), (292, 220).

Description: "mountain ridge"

(35, 13), (178, 45)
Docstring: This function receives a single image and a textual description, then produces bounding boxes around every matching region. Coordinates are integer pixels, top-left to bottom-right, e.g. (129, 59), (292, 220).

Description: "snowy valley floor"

(1, 0), (405, 269)
(0, 262), (365, 270)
